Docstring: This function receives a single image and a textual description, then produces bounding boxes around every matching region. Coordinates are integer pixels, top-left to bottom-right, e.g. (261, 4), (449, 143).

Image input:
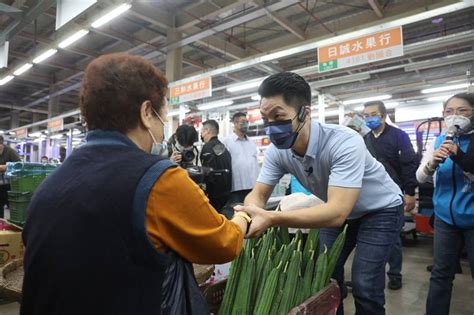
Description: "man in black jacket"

(200, 120), (232, 217)
(363, 101), (419, 290)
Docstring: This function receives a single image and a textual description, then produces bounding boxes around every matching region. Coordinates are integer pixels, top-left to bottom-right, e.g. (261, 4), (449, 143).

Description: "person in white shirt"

(223, 112), (260, 206)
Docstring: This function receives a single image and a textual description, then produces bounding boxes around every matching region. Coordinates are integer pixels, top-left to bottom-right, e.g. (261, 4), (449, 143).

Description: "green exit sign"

(319, 60), (338, 72)
(169, 96), (180, 105)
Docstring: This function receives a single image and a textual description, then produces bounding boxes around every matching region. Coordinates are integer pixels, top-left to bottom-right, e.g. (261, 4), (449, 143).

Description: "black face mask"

(239, 122), (249, 134)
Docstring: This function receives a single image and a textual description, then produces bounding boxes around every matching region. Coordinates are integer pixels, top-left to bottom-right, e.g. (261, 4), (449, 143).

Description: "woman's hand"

(234, 204), (275, 238)
(439, 140), (459, 156)
(170, 151), (182, 163)
(430, 146), (450, 167)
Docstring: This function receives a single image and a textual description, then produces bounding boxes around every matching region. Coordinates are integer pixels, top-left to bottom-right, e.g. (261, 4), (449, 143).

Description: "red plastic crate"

(415, 214), (434, 234)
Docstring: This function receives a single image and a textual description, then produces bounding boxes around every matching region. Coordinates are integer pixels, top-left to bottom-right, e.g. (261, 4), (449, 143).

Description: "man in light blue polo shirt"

(237, 72), (403, 315)
(223, 112), (260, 205)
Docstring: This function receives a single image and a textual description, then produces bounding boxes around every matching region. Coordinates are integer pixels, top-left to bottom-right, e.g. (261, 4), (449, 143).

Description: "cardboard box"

(0, 230), (23, 267)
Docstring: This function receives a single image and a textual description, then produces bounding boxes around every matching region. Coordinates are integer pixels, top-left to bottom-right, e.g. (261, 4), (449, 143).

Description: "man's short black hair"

(0, 135), (3, 144)
(232, 112), (247, 122)
(258, 72), (311, 110)
(364, 101), (387, 116)
(203, 120), (219, 135)
(175, 124), (198, 147)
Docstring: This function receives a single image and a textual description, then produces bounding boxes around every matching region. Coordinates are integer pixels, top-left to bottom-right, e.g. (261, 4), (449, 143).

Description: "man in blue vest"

(21, 53), (249, 315)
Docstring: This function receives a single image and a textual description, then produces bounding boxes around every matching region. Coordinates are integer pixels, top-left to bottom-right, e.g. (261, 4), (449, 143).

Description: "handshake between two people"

(233, 204), (273, 239)
(232, 193), (325, 239)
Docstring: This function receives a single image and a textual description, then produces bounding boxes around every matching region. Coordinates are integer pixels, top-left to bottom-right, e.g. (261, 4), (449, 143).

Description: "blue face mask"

(365, 116), (382, 130)
(265, 116), (303, 150)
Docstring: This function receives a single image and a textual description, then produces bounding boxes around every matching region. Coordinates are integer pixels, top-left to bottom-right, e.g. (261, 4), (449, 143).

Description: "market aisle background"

(0, 237), (472, 315)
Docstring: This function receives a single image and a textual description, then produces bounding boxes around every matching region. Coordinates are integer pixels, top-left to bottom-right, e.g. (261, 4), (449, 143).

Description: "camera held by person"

(169, 124), (199, 168)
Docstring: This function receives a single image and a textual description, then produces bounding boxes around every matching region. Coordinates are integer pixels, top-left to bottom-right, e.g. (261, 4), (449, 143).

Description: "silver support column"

(318, 94), (325, 123)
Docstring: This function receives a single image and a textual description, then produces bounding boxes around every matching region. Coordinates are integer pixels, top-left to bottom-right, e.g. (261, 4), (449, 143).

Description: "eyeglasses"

(443, 107), (472, 116)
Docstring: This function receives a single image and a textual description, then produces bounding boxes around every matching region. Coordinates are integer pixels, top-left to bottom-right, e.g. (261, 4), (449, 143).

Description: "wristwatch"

(233, 212), (252, 234)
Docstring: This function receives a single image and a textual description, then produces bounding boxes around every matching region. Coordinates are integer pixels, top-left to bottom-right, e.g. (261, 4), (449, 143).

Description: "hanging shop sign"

(169, 77), (212, 105)
(47, 118), (64, 132)
(16, 128), (28, 139)
(318, 26), (403, 73)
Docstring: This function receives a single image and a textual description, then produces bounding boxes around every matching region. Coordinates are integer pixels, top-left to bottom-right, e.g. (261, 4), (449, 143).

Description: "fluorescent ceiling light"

(354, 106), (364, 111)
(8, 131), (16, 135)
(404, 52), (474, 72)
(29, 132), (43, 137)
(171, 2), (474, 87)
(342, 95), (392, 105)
(33, 49), (58, 64)
(251, 95), (261, 101)
(385, 102), (400, 108)
(395, 103), (444, 122)
(0, 130), (4, 134)
(167, 109), (191, 117)
(0, 75), (14, 86)
(13, 63), (33, 76)
(310, 73), (371, 89)
(50, 134), (64, 139)
(91, 3), (132, 28)
(197, 100), (234, 111)
(293, 65), (319, 76)
(72, 129), (82, 135)
(260, 47), (303, 62)
(227, 79), (263, 93)
(421, 83), (469, 94)
(310, 104), (329, 109)
(426, 95), (451, 102)
(311, 109), (340, 117)
(58, 29), (89, 49)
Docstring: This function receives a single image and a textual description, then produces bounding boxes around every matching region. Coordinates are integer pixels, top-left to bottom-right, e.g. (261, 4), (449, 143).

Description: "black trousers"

(208, 194), (229, 213)
(0, 184), (10, 218)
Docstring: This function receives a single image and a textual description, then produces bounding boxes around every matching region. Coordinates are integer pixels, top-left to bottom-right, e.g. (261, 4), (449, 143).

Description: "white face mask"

(148, 108), (168, 156)
(150, 141), (168, 156)
(444, 114), (472, 132)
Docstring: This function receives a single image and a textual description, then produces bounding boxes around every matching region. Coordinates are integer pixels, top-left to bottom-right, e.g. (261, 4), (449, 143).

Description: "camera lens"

(182, 149), (195, 163)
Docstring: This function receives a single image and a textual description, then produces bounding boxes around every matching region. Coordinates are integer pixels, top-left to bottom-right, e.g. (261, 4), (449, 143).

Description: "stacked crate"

(6, 163), (57, 226)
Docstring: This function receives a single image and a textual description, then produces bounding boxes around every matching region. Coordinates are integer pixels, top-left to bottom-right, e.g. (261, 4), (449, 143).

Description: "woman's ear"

(140, 100), (153, 129)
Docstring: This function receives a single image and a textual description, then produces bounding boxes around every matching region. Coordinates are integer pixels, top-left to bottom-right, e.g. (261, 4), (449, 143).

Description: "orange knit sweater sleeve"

(145, 166), (244, 264)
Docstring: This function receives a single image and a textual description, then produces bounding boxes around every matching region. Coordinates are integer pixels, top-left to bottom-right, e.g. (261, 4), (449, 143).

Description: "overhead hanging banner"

(16, 128), (27, 139)
(48, 118), (64, 132)
(318, 26), (403, 73)
(169, 77), (212, 105)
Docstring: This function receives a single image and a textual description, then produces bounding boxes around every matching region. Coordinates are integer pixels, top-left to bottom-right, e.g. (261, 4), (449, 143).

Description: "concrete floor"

(0, 236), (472, 315)
(344, 236), (473, 315)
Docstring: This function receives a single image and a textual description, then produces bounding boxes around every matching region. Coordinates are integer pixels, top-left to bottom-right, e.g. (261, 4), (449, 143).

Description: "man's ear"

(303, 105), (311, 122)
